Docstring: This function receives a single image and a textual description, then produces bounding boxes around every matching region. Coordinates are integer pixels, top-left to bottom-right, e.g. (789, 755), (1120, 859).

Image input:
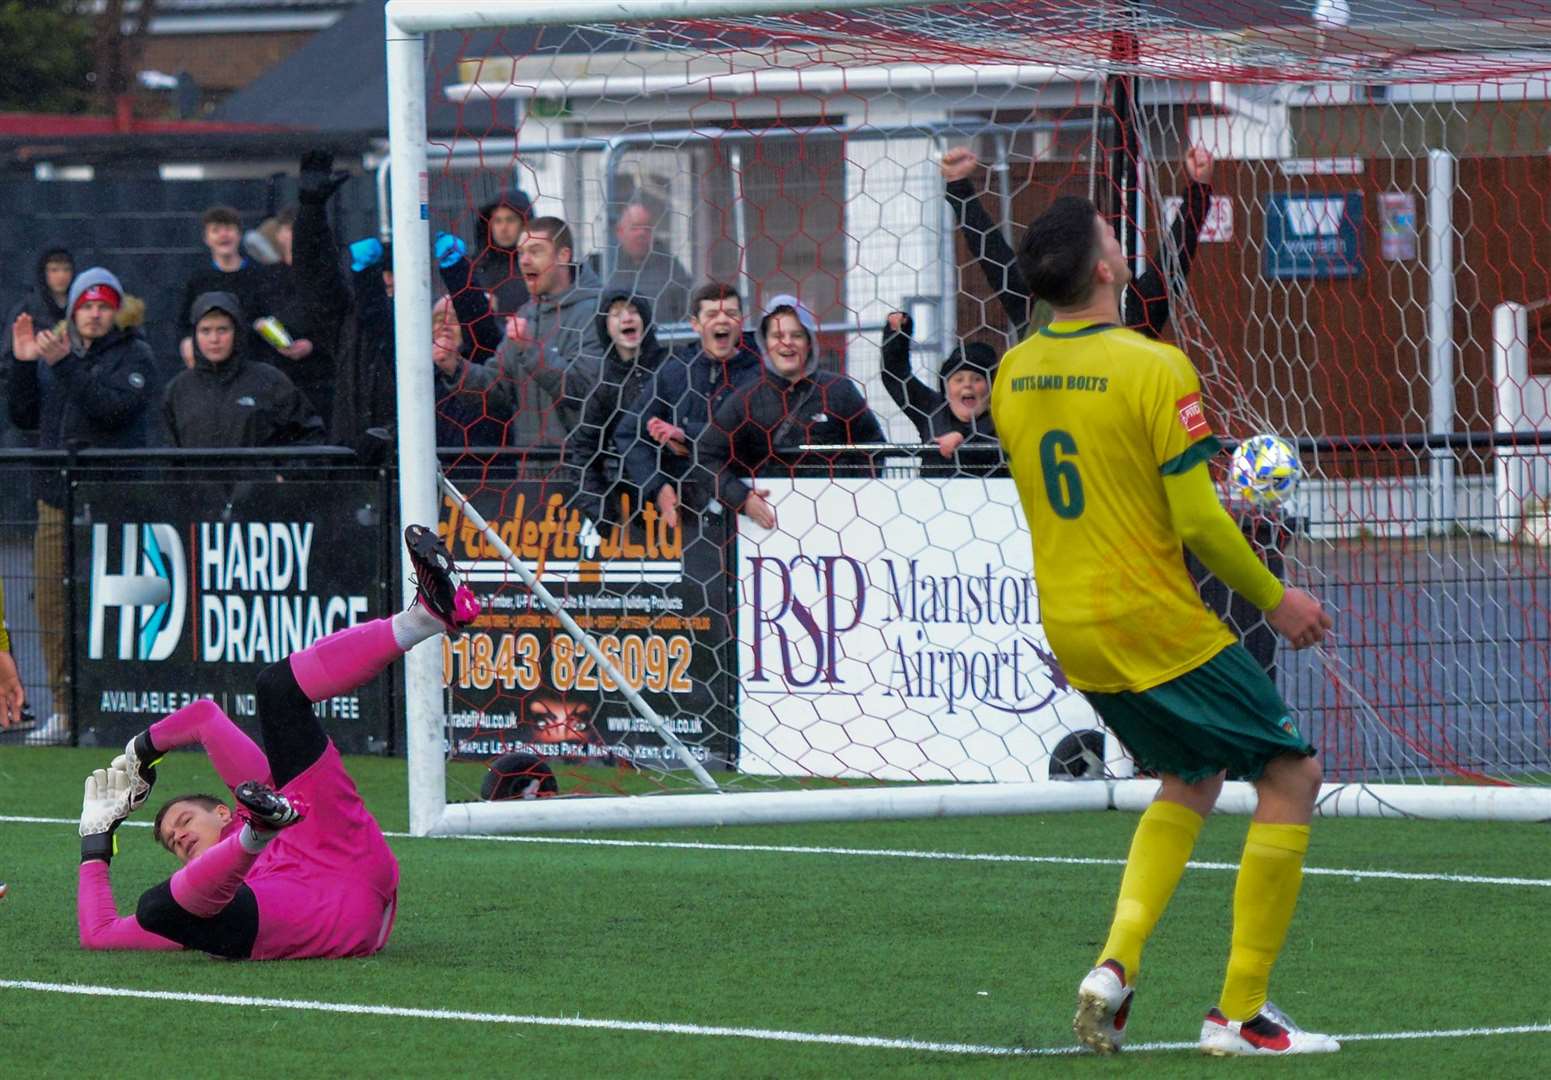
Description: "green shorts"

(1083, 643), (1315, 783)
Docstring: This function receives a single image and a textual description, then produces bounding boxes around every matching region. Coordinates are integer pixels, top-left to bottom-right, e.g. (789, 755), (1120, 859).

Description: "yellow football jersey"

(990, 320), (1234, 692)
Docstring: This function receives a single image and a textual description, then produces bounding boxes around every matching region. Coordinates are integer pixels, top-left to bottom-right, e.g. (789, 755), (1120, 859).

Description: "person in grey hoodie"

(679, 294), (886, 531)
(493, 217), (602, 447)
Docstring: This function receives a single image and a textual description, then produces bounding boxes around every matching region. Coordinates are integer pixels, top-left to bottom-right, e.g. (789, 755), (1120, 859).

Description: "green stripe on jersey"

(1159, 435), (1222, 476)
(1037, 322), (1119, 339)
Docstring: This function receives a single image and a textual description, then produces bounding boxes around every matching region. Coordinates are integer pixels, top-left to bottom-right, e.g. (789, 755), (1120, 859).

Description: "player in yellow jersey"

(0, 578), (26, 729)
(991, 195), (1339, 1057)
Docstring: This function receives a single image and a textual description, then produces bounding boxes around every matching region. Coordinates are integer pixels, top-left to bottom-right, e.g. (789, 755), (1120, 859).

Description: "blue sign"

(1264, 192), (1363, 279)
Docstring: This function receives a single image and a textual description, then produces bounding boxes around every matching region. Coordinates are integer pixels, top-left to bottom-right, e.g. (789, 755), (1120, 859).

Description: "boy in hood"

(881, 311), (1000, 457)
(682, 295), (885, 531)
(162, 292), (323, 449)
(1, 244), (73, 451)
(564, 291), (668, 525)
(472, 188), (533, 317)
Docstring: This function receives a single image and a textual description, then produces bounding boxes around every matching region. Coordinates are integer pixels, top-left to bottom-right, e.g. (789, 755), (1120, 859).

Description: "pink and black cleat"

(404, 524), (481, 633)
(233, 781), (307, 831)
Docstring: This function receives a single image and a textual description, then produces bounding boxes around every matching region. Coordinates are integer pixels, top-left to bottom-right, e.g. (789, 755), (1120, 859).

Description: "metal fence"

(3, 442), (1546, 782)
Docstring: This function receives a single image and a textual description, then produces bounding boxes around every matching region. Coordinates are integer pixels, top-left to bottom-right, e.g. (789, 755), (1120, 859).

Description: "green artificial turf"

(1, 746), (1547, 1078)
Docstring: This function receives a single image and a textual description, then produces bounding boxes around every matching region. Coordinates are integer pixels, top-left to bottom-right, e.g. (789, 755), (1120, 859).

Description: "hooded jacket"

(613, 313), (764, 501)
(693, 295), (886, 512)
(1, 243), (73, 447)
(161, 292), (324, 449)
(7, 267), (157, 505)
(880, 313), (1000, 447)
(471, 189), (533, 316)
(563, 292), (669, 523)
(493, 261), (603, 446)
(7, 243), (73, 333)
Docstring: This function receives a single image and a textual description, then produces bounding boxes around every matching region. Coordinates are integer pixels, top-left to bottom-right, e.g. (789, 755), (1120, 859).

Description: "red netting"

(409, 2), (1551, 805)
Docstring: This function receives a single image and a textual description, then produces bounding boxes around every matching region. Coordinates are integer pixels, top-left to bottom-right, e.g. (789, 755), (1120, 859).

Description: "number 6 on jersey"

(1039, 429), (1085, 518)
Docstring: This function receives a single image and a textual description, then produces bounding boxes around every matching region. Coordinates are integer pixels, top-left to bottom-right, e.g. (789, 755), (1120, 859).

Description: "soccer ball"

(1229, 434), (1301, 505)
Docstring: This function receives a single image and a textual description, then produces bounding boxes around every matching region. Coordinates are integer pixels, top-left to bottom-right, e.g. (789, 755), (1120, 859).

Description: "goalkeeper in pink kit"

(76, 526), (479, 960)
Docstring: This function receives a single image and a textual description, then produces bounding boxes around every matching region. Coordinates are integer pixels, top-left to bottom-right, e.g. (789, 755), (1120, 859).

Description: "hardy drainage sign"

(73, 479), (387, 753)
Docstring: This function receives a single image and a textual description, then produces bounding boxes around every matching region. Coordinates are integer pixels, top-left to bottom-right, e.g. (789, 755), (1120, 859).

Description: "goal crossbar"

(386, 0), (1551, 836)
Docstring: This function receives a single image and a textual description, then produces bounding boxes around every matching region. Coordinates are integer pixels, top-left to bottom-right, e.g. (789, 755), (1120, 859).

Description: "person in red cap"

(8, 266), (156, 744)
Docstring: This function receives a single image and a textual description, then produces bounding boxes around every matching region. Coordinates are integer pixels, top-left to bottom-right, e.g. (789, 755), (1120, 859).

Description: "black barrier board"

(72, 478), (388, 753)
(438, 484), (736, 770)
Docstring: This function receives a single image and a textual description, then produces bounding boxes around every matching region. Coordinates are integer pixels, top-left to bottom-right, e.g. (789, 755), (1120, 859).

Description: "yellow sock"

(1218, 822), (1311, 1021)
(1096, 799), (1204, 981)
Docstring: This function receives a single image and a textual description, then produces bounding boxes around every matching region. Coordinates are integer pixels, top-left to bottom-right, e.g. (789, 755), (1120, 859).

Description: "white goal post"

(384, 0), (1551, 836)
(387, 0), (924, 836)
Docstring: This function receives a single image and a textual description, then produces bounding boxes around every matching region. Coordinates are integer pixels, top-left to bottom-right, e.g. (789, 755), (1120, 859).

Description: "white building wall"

(843, 105), (951, 445)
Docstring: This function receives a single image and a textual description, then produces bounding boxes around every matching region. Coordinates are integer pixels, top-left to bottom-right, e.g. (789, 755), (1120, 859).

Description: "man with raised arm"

(880, 310), (999, 457)
(991, 195), (1338, 1057)
(77, 526), (479, 961)
(941, 145), (1214, 343)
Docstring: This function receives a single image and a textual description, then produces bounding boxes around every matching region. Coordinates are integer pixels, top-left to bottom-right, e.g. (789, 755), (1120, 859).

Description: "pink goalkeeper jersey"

(79, 704), (398, 960)
(245, 742), (399, 960)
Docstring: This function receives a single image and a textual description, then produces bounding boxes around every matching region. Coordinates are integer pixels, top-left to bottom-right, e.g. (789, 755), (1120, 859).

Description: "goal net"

(384, 0), (1551, 834)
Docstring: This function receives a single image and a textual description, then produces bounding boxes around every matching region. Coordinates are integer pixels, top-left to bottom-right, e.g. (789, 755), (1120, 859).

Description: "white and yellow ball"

(1229, 434), (1301, 505)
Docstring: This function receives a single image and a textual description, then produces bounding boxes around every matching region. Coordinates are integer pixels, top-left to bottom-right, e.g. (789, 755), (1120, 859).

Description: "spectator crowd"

(0, 145), (1217, 741)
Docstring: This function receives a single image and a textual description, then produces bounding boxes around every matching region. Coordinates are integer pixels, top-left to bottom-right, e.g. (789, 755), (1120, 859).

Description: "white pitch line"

(1, 981), (1547, 1056)
(2, 814), (1548, 888)
(430, 831), (1551, 889)
(0, 979), (1072, 1057)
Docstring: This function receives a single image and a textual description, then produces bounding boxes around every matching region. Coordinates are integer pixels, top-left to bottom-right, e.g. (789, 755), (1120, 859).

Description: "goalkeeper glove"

(349, 237), (385, 273)
(116, 731), (161, 812)
(80, 765), (133, 864)
(297, 149), (350, 205)
(434, 232), (468, 269)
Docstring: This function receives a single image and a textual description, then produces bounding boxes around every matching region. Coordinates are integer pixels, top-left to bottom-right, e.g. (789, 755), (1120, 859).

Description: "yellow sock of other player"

(1097, 799), (1205, 981)
(1218, 822), (1311, 1021)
